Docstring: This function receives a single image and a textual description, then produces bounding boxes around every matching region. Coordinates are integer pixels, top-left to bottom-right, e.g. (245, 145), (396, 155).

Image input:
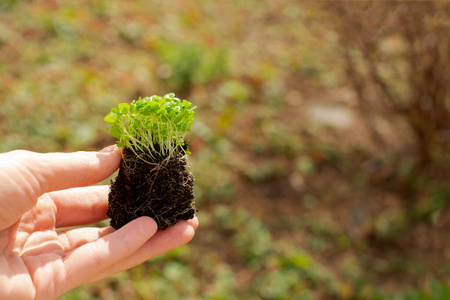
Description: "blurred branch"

(319, 2), (450, 167)
(343, 47), (387, 149)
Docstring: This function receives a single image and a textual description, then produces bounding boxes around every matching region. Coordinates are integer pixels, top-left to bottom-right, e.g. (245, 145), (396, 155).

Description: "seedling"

(104, 93), (197, 229)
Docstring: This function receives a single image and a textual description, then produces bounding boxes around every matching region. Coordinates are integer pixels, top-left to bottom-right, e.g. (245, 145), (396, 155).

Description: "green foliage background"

(0, 1), (448, 299)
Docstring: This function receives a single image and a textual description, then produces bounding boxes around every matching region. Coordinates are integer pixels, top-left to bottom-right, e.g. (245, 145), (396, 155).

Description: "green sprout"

(104, 93), (196, 159)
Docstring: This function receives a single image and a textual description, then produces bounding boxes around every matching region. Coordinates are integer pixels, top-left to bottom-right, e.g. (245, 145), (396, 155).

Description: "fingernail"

(99, 145), (118, 153)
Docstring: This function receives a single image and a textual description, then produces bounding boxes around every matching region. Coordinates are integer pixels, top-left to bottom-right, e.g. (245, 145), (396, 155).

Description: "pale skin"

(0, 145), (198, 300)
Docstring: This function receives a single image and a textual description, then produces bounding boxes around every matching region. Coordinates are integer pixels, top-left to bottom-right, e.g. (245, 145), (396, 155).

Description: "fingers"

(58, 216), (197, 255)
(58, 226), (115, 253)
(185, 216), (199, 230)
(62, 216), (157, 292)
(51, 184), (199, 229)
(50, 186), (110, 228)
(0, 145), (121, 230)
(84, 217), (197, 284)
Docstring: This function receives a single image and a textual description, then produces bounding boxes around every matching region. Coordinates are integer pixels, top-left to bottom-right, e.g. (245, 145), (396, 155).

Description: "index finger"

(50, 185), (110, 228)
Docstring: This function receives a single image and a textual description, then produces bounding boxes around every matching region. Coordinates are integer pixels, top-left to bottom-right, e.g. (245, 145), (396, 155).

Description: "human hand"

(0, 146), (198, 300)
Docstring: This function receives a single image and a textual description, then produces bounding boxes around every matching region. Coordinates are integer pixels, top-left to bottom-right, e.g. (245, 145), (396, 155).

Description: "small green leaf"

(110, 124), (121, 139)
(104, 114), (116, 123)
(118, 103), (130, 112)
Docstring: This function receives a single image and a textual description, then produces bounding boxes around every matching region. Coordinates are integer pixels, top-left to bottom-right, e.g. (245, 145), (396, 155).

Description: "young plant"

(104, 93), (196, 159)
(104, 93), (197, 229)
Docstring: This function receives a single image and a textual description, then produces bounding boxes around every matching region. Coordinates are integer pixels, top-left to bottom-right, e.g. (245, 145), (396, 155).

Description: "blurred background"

(1, 1), (449, 299)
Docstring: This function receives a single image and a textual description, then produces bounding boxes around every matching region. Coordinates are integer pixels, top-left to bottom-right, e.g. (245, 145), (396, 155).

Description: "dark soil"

(107, 146), (196, 230)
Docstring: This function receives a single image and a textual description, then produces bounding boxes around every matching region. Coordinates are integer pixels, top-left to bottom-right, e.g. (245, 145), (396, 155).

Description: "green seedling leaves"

(105, 93), (195, 158)
(104, 114), (116, 124)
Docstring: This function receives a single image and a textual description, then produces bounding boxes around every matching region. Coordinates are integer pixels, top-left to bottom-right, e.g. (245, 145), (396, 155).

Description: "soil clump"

(107, 146), (196, 229)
